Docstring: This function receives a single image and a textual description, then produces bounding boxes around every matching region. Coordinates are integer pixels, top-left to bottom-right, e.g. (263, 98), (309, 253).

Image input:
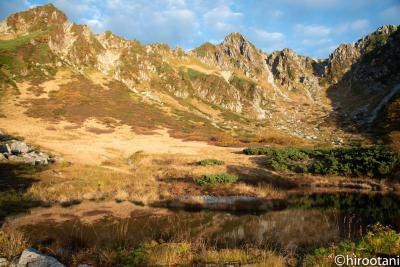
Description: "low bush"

(197, 159), (225, 166)
(305, 224), (400, 266)
(196, 173), (238, 186)
(243, 146), (400, 178)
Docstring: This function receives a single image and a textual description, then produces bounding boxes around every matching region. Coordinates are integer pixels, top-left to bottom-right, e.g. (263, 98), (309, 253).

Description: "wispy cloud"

(203, 5), (243, 35)
(270, 9), (284, 18)
(283, 0), (340, 8)
(335, 19), (369, 34)
(380, 5), (400, 24)
(294, 24), (331, 37)
(247, 28), (284, 52)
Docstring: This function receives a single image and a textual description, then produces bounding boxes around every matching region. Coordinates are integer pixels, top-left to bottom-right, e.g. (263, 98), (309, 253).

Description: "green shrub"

(305, 224), (400, 266)
(243, 146), (400, 178)
(229, 75), (257, 91)
(198, 159), (225, 166)
(196, 173), (238, 186)
(186, 68), (203, 80)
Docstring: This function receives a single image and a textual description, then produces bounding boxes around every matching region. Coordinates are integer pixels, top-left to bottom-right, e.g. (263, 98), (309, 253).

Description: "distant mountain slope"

(0, 4), (399, 145)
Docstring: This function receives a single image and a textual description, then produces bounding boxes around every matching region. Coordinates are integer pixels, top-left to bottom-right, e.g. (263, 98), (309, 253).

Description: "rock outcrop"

(0, 132), (53, 165)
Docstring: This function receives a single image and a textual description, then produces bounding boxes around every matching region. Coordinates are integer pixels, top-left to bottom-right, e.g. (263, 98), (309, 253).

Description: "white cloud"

(335, 19), (369, 34)
(302, 38), (331, 46)
(203, 5), (243, 34)
(246, 27), (285, 52)
(380, 5), (400, 24)
(283, 0), (340, 8)
(270, 9), (283, 18)
(294, 24), (331, 37)
(83, 18), (104, 32)
(350, 19), (369, 31)
(250, 28), (284, 43)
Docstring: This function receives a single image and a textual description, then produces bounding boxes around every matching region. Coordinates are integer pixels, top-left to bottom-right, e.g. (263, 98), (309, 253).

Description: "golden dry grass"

(24, 149), (287, 205)
(0, 229), (28, 259)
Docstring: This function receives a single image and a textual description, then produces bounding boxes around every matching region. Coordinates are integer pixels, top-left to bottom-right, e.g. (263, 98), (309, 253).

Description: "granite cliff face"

(0, 4), (399, 143)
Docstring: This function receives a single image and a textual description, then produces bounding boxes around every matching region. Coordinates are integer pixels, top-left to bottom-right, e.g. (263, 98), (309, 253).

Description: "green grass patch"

(186, 68), (204, 80)
(243, 146), (400, 178)
(193, 42), (216, 57)
(196, 173), (237, 186)
(197, 159), (225, 166)
(366, 33), (390, 54)
(305, 223), (400, 266)
(229, 75), (257, 90)
(0, 31), (44, 51)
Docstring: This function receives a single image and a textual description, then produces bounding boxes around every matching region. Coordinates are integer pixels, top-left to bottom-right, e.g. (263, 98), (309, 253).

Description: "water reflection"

(18, 193), (400, 256)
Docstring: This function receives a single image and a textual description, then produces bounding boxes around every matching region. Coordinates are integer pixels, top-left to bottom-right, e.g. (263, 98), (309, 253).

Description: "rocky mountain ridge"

(0, 4), (399, 144)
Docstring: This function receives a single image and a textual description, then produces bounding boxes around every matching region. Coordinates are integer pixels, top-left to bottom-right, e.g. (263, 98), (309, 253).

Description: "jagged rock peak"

(4, 3), (67, 32)
(10, 3), (66, 23)
(375, 25), (399, 35)
(223, 32), (247, 43)
(221, 32), (257, 49)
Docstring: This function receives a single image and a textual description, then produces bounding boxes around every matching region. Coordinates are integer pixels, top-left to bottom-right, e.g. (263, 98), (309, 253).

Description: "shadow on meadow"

(0, 162), (43, 225)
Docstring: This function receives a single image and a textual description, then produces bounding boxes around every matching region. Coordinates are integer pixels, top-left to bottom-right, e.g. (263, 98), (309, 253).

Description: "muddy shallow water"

(4, 192), (400, 256)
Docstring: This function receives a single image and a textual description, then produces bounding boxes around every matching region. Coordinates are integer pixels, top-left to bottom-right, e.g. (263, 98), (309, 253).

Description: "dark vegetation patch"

(197, 159), (225, 166)
(196, 173), (238, 186)
(229, 75), (257, 99)
(85, 127), (114, 134)
(243, 146), (400, 178)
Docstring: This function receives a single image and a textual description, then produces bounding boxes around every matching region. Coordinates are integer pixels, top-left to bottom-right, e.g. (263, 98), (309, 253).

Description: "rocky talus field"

(0, 4), (399, 267)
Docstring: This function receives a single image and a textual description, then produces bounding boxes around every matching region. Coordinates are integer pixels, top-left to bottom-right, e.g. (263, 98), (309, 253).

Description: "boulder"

(17, 248), (65, 267)
(0, 153), (6, 161)
(0, 258), (9, 267)
(0, 143), (11, 154)
(22, 152), (49, 165)
(9, 141), (30, 155)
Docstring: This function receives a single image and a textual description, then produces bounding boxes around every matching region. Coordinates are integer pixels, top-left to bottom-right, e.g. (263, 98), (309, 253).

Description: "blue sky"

(1, 0), (399, 58)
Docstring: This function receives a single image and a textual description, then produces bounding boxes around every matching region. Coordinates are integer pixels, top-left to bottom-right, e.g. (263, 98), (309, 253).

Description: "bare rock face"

(325, 25), (400, 127)
(0, 3), (399, 139)
(266, 48), (324, 100)
(2, 4), (67, 34)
